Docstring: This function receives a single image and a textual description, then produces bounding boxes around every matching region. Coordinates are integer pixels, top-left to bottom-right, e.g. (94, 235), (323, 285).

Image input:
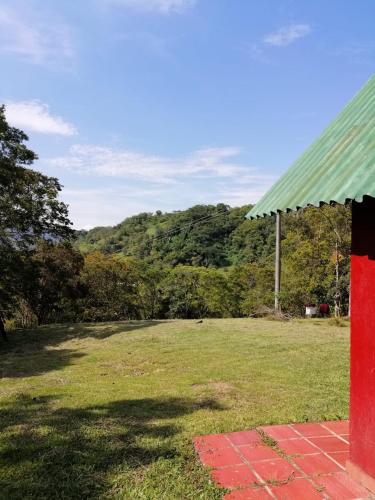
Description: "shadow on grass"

(0, 394), (223, 499)
(0, 320), (165, 378)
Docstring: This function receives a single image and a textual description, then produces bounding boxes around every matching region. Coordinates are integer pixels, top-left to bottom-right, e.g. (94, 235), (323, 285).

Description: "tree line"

(0, 106), (351, 336)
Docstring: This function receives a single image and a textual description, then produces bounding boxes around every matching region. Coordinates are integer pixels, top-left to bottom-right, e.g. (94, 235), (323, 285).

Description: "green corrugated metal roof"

(247, 75), (375, 219)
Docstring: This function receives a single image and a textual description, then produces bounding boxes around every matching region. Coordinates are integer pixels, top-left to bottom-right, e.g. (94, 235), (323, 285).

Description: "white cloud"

(5, 101), (77, 136)
(0, 5), (74, 65)
(48, 144), (249, 182)
(245, 43), (272, 64)
(102, 0), (196, 14)
(62, 187), (164, 229)
(61, 175), (275, 229)
(215, 172), (276, 207)
(263, 24), (311, 47)
(329, 42), (375, 65)
(44, 144), (275, 228)
(218, 186), (273, 208)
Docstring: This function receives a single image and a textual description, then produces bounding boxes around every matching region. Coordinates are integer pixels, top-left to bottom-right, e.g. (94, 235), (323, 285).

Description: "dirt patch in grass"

(191, 381), (235, 395)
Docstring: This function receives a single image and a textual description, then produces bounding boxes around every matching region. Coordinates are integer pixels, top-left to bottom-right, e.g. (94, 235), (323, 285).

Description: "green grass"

(0, 318), (349, 499)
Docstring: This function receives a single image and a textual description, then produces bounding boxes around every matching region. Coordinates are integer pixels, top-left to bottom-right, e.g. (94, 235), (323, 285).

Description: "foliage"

(228, 261), (275, 316)
(280, 205), (351, 315)
(160, 266), (233, 319)
(0, 106), (73, 325)
(77, 204), (257, 267)
(30, 241), (84, 324)
(73, 203), (352, 321)
(3, 202), (353, 324)
(5, 204), (352, 325)
(79, 252), (143, 322)
(228, 216), (276, 264)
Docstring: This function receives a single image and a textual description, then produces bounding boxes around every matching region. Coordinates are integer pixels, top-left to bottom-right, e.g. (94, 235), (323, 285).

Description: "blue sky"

(1, 0), (374, 228)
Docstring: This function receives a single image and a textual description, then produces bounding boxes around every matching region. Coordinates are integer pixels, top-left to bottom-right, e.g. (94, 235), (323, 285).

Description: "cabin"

(247, 74), (375, 492)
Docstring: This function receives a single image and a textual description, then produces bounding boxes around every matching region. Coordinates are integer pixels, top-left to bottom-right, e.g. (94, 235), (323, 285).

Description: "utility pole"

(275, 212), (281, 313)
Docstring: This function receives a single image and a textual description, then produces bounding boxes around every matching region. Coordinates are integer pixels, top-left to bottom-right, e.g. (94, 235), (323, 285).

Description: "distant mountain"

(76, 203), (276, 268)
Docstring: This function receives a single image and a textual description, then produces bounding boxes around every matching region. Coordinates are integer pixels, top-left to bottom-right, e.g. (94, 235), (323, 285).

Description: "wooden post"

(275, 212), (281, 313)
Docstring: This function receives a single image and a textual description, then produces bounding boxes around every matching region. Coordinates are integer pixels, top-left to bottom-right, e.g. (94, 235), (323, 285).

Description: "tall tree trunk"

(334, 240), (341, 317)
(0, 315), (8, 341)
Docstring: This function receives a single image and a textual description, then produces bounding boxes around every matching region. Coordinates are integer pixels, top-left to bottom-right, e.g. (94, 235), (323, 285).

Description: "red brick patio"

(194, 421), (375, 499)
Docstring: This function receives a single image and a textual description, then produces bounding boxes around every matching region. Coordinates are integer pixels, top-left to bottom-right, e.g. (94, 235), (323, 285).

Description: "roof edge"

(245, 194), (372, 219)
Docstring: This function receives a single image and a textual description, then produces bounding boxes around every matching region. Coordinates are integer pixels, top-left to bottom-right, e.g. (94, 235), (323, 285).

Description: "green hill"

(76, 203), (276, 268)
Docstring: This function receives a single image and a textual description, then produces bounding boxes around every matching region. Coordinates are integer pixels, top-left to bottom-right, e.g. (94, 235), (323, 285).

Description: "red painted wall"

(350, 197), (375, 479)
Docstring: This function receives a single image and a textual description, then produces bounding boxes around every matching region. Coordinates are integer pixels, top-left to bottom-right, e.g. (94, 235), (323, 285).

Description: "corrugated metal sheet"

(247, 74), (375, 219)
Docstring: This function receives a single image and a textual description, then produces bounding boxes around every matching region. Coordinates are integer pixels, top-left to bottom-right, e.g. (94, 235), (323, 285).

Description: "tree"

(0, 105), (73, 337)
(229, 215), (276, 265)
(160, 266), (206, 319)
(280, 205), (351, 316)
(159, 266), (235, 319)
(80, 252), (141, 321)
(29, 241), (84, 324)
(134, 261), (165, 319)
(228, 262), (274, 316)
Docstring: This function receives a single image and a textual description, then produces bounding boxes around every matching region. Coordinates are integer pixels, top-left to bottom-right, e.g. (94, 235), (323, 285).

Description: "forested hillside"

(74, 202), (351, 320)
(76, 204), (277, 267)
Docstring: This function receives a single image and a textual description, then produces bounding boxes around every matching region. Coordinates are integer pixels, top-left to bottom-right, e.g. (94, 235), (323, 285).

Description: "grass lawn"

(0, 318), (349, 499)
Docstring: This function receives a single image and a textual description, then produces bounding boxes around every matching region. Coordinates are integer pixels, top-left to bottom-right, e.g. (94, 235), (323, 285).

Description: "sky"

(1, 0), (374, 229)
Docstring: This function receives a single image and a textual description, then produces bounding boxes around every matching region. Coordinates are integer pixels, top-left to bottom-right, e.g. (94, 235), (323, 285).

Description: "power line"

(150, 210), (228, 240)
(119, 206), (229, 230)
(112, 208), (229, 253)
